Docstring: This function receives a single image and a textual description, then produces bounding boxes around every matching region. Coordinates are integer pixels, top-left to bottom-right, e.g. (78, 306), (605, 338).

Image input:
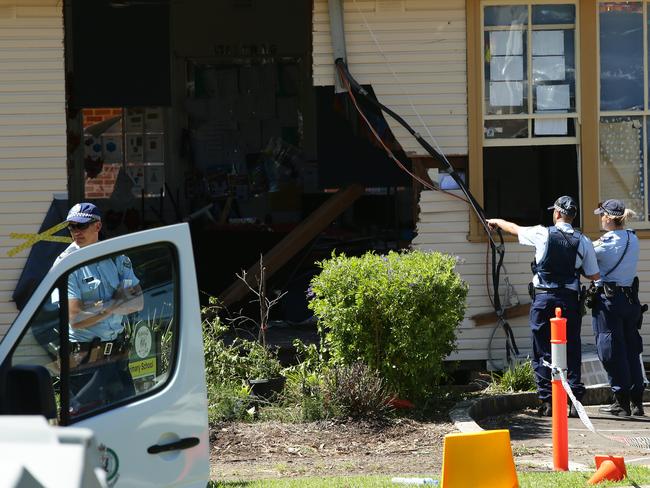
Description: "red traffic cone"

(588, 460), (624, 484)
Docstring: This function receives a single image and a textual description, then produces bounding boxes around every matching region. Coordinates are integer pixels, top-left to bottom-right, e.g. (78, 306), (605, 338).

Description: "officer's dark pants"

(69, 357), (135, 416)
(592, 291), (644, 397)
(530, 289), (584, 402)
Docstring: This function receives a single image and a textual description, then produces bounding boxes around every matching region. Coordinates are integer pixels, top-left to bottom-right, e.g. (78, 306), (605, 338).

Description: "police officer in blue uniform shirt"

(591, 199), (645, 417)
(54, 203), (143, 416)
(488, 196), (600, 417)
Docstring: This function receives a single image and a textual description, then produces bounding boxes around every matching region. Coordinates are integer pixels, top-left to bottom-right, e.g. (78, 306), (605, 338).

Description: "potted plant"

(228, 258), (287, 400)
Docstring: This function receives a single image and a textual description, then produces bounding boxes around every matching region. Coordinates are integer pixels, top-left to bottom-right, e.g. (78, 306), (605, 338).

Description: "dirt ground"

(210, 418), (456, 481)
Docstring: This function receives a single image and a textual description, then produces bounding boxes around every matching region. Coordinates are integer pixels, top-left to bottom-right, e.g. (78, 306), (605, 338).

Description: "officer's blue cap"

(66, 203), (101, 223)
(594, 199), (625, 217)
(547, 195), (577, 217)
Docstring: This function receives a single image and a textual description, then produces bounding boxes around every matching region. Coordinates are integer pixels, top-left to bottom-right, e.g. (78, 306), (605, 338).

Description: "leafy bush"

(488, 360), (536, 393)
(309, 250), (467, 401)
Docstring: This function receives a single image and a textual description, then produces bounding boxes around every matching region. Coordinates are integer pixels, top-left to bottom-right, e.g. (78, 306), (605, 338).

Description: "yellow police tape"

(7, 221), (72, 257)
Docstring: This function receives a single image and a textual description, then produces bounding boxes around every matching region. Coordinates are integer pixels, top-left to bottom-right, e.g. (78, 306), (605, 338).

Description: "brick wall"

(83, 107), (123, 128)
(83, 108), (123, 198)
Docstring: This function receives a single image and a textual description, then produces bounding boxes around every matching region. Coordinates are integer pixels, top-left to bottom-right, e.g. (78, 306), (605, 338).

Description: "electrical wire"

(335, 59), (520, 364)
(336, 64), (468, 204)
(346, 4), (511, 335)
(343, 3), (523, 362)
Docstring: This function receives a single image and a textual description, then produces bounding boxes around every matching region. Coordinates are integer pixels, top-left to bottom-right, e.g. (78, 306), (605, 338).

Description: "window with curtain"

(599, 2), (648, 222)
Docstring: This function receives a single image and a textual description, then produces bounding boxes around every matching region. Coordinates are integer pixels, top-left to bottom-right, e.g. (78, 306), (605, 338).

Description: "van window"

(7, 243), (178, 424)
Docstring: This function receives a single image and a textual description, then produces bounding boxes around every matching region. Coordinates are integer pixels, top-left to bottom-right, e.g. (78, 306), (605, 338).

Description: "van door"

(0, 224), (209, 487)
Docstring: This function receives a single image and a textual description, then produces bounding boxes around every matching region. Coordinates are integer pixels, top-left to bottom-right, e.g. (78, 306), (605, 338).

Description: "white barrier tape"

(542, 359), (610, 441)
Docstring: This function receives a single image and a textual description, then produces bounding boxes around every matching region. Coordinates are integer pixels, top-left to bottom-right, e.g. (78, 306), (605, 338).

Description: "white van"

(0, 224), (209, 487)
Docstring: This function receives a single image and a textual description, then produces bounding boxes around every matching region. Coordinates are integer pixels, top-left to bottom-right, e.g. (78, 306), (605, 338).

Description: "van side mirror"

(5, 365), (57, 419)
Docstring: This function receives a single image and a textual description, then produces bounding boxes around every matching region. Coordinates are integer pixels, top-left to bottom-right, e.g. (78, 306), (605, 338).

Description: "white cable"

(542, 359), (614, 442)
(350, 0), (453, 166)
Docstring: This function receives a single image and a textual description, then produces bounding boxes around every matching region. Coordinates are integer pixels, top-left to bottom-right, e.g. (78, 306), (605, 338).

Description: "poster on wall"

(490, 56), (524, 81)
(144, 165), (164, 195)
(127, 135), (144, 162)
(490, 81), (524, 107)
(490, 30), (523, 56)
(144, 134), (164, 162)
(536, 84), (570, 111)
(102, 134), (123, 164)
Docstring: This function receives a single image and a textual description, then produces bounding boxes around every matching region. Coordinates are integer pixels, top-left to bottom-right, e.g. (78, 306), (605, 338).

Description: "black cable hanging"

(335, 59), (519, 362)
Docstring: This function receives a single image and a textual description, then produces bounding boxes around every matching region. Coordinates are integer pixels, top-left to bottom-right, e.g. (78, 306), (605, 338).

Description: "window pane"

(484, 5), (528, 116)
(484, 119), (528, 139)
(65, 244), (177, 420)
(533, 117), (576, 138)
(484, 5), (528, 27)
(484, 145), (579, 226)
(599, 116), (645, 221)
(600, 3), (644, 111)
(532, 4), (575, 24)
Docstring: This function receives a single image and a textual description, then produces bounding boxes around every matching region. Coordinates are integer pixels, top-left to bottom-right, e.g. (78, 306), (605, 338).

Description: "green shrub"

(488, 360), (536, 393)
(308, 250), (467, 401)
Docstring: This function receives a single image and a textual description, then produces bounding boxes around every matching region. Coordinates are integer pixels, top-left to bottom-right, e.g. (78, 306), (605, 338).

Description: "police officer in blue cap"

(488, 196), (600, 417)
(591, 199), (645, 416)
(54, 203), (143, 416)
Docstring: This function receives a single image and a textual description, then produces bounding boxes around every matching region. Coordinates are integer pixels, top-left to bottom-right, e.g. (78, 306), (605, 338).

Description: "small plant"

(324, 362), (393, 419)
(229, 257), (286, 347)
(207, 381), (253, 423)
(283, 340), (336, 421)
(309, 250), (467, 402)
(488, 360), (536, 393)
(201, 298), (282, 384)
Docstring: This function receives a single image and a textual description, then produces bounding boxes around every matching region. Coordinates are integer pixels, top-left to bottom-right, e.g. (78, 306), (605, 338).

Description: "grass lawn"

(208, 465), (650, 487)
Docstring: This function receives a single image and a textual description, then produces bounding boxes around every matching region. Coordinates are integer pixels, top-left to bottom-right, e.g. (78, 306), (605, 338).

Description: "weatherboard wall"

(0, 1), (67, 335)
(312, 0), (468, 156)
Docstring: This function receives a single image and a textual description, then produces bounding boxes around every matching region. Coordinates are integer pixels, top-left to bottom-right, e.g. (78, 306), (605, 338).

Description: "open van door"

(0, 224), (209, 487)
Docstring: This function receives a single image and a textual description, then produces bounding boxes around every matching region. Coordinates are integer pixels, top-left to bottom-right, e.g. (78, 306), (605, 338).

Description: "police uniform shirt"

(56, 243), (140, 342)
(593, 229), (639, 287)
(518, 222), (599, 291)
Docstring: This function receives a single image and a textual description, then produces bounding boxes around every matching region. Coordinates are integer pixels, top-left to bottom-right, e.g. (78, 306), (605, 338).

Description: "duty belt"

(71, 336), (128, 356)
(597, 282), (632, 293)
(597, 282), (634, 301)
(534, 287), (578, 294)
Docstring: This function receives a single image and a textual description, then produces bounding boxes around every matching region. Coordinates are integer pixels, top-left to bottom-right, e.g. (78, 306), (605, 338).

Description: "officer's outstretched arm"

(486, 218), (520, 236)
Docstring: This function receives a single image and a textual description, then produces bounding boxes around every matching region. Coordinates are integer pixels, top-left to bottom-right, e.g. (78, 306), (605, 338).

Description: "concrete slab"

(479, 402), (650, 469)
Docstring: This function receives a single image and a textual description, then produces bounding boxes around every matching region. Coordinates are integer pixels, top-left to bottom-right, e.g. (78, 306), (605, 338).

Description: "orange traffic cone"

(594, 455), (626, 478)
(587, 459), (624, 484)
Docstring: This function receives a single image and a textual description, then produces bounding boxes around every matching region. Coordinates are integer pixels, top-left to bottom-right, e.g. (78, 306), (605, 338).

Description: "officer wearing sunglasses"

(591, 199), (645, 417)
(54, 202), (143, 416)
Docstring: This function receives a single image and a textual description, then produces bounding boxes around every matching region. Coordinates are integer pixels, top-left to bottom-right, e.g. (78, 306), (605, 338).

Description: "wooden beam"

(220, 185), (365, 306)
(471, 303), (531, 327)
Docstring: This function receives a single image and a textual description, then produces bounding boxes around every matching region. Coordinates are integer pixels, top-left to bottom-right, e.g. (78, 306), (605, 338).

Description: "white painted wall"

(413, 189), (650, 364)
(0, 1), (67, 335)
(312, 0), (468, 155)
